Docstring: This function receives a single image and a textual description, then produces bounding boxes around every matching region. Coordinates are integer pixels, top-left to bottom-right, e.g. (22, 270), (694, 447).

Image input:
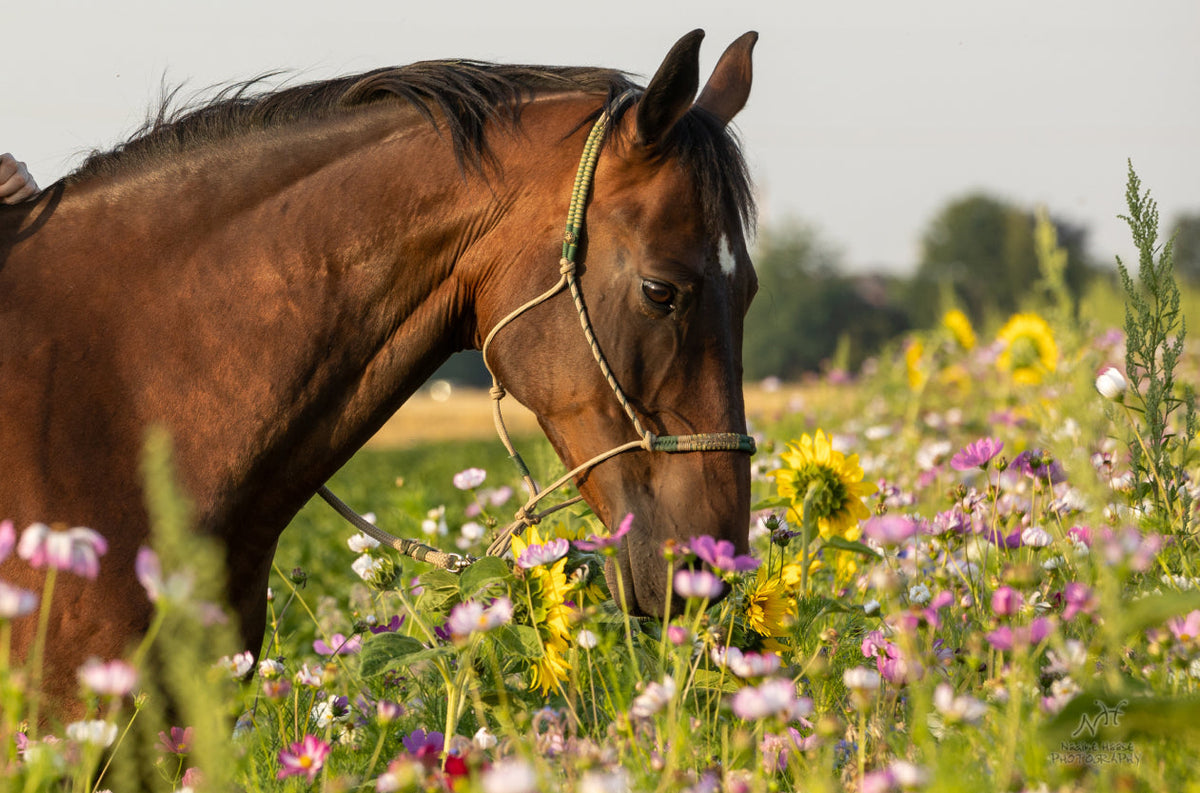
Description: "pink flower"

(77, 657), (138, 697)
(452, 468), (487, 490)
(950, 437), (1003, 471)
(0, 581), (38, 619)
(313, 633), (362, 656)
(0, 520), (14, 561)
(862, 515), (917, 546)
(991, 586), (1024, 618)
(730, 678), (812, 721)
(277, 734), (330, 781)
(673, 569), (726, 601)
(575, 513), (634, 552)
(688, 536), (759, 573)
(17, 523), (108, 579)
(157, 726), (193, 756)
(515, 538), (569, 569)
(985, 617), (1054, 651)
(446, 597), (513, 638)
(1168, 610), (1200, 643)
(1060, 583), (1095, 621)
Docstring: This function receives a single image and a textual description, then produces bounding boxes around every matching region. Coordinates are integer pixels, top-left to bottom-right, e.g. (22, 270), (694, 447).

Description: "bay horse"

(0, 29), (758, 719)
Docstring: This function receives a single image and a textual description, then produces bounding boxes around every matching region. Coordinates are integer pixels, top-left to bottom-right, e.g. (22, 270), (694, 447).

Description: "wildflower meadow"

(4, 167), (1200, 792)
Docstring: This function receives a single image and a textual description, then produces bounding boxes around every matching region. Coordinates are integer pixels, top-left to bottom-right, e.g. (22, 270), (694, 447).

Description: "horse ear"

(694, 31), (758, 126)
(635, 29), (705, 148)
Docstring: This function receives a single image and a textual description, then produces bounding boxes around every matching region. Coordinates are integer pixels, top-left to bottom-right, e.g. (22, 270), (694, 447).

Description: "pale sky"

(7, 0), (1198, 273)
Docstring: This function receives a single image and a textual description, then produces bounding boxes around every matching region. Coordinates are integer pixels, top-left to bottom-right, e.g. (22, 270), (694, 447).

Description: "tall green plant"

(1115, 161), (1198, 535)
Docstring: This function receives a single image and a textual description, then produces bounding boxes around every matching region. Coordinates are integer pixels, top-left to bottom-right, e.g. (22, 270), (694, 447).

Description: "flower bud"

(1095, 367), (1127, 401)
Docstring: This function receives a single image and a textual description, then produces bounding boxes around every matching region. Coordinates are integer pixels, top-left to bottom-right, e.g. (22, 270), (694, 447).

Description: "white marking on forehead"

(719, 234), (738, 277)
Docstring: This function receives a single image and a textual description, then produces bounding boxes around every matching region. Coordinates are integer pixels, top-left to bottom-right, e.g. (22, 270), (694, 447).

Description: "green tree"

(743, 222), (910, 380)
(908, 193), (1091, 326)
(1169, 212), (1200, 284)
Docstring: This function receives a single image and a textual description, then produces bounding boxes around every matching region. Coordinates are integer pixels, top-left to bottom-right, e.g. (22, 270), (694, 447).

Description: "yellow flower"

(904, 338), (927, 390)
(744, 567), (793, 638)
(996, 312), (1058, 385)
(942, 309), (977, 351)
(530, 637), (571, 696)
(772, 430), (876, 541)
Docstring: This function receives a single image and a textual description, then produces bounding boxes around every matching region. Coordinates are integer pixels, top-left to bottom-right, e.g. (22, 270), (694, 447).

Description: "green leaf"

(1116, 589), (1200, 638)
(459, 556), (513, 600)
(360, 633), (429, 677)
(820, 536), (881, 559)
(494, 624), (543, 658)
(751, 496), (791, 512)
(689, 669), (741, 694)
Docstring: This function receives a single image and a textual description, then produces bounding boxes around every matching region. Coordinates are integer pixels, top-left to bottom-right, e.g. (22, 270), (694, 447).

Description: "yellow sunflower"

(904, 338), (927, 390)
(530, 636), (572, 696)
(772, 430), (876, 541)
(942, 309), (977, 351)
(512, 525), (578, 694)
(995, 312), (1058, 385)
(744, 566), (794, 639)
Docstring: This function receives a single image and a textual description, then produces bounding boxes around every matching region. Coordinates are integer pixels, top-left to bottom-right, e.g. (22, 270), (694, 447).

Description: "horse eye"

(641, 279), (676, 308)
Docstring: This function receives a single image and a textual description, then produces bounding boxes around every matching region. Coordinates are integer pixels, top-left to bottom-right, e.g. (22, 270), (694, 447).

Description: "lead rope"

(316, 90), (754, 572)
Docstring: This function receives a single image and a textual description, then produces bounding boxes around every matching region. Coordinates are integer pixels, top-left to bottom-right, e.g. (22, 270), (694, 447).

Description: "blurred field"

(366, 383), (813, 449)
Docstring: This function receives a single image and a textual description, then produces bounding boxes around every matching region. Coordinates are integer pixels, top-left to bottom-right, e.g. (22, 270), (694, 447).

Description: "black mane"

(68, 59), (754, 232)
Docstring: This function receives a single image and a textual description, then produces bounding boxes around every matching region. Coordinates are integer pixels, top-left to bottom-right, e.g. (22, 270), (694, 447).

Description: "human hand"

(0, 152), (39, 204)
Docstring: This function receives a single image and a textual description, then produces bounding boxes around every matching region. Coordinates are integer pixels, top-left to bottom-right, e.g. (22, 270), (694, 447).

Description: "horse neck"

(7, 108), (525, 538)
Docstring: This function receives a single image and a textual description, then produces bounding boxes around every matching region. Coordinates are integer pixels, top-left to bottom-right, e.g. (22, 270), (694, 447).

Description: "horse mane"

(67, 59), (754, 232)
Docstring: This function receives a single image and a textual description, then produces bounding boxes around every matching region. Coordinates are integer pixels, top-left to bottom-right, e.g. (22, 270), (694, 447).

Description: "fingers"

(0, 152), (40, 204)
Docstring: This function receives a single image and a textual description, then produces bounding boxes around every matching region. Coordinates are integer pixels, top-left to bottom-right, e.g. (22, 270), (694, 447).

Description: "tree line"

(743, 193), (1200, 382)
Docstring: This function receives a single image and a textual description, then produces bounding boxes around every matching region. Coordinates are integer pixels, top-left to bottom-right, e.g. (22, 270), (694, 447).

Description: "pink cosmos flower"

(313, 633), (362, 656)
(1167, 610), (1200, 643)
(1060, 583), (1096, 621)
(452, 468), (487, 490)
(730, 678), (812, 721)
(515, 538), (569, 569)
(0, 519), (14, 560)
(991, 586), (1024, 618)
(17, 522), (108, 579)
(157, 726), (193, 756)
(575, 513), (634, 552)
(673, 569), (726, 601)
(77, 657), (138, 697)
(862, 515), (917, 546)
(950, 437), (1003, 471)
(985, 616), (1054, 651)
(0, 581), (38, 619)
(688, 536), (759, 574)
(446, 597), (513, 638)
(277, 734), (330, 781)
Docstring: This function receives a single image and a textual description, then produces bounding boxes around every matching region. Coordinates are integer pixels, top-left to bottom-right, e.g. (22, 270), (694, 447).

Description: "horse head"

(481, 31), (758, 616)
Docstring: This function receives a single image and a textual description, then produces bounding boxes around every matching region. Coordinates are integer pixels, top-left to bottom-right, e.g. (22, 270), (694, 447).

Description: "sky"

(6, 0), (1197, 273)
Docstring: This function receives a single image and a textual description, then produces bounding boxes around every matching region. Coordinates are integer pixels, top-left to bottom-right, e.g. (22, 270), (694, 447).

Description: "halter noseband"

(319, 90), (755, 571)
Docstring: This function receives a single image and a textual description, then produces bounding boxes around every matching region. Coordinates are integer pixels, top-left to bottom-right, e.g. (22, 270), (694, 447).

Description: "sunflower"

(744, 566), (794, 639)
(772, 430), (876, 541)
(512, 525), (579, 694)
(942, 309), (977, 351)
(995, 312), (1058, 385)
(904, 338), (927, 390)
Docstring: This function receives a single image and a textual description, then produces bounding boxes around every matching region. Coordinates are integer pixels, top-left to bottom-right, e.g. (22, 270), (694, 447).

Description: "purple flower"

(515, 538), (569, 569)
(376, 699), (404, 724)
(369, 614), (405, 635)
(688, 536), (759, 574)
(673, 569), (726, 601)
(862, 515), (917, 546)
(446, 597), (513, 638)
(452, 468), (487, 490)
(712, 647), (781, 678)
(277, 734), (330, 781)
(575, 513), (633, 552)
(1060, 583), (1095, 621)
(17, 522), (108, 579)
(313, 633), (361, 656)
(950, 437), (1004, 471)
(402, 728), (444, 756)
(1011, 449), (1066, 484)
(77, 658), (138, 697)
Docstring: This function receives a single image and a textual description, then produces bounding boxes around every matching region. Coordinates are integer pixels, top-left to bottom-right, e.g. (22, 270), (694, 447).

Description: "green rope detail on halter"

(652, 433), (758, 454)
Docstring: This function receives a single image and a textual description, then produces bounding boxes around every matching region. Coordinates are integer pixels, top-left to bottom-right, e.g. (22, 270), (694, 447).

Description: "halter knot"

(641, 431), (657, 450)
(489, 385), (506, 400)
(558, 258), (576, 275)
